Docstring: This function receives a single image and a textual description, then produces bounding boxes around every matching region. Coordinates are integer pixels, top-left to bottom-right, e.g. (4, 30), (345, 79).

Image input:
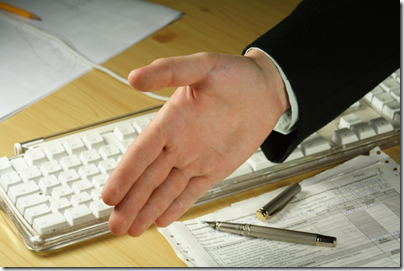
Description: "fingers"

(102, 121), (165, 206)
(154, 176), (214, 227)
(107, 150), (174, 235)
(127, 53), (220, 92)
(126, 168), (190, 237)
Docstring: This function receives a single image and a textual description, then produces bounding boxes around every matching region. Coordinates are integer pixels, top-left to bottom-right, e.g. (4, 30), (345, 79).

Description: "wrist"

(245, 49), (290, 112)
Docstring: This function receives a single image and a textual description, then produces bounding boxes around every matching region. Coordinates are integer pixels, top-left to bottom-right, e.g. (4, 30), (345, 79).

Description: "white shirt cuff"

(245, 47), (299, 135)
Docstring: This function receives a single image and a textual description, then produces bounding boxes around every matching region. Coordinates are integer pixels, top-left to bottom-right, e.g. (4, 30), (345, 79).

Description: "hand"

(102, 50), (289, 236)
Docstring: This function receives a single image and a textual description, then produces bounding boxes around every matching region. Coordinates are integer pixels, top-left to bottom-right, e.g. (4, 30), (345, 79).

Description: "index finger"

(102, 120), (166, 206)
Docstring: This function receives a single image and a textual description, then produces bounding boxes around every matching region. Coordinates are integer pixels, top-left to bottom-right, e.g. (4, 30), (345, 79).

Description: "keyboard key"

(38, 175), (61, 195)
(60, 155), (82, 172)
(225, 162), (252, 180)
(390, 88), (400, 102)
(24, 203), (52, 225)
(63, 136), (87, 156)
(46, 195), (54, 203)
(247, 152), (275, 171)
(64, 205), (95, 226)
(369, 117), (394, 134)
(300, 136), (331, 156)
(79, 149), (101, 166)
(16, 192), (49, 215)
(0, 171), (22, 192)
(371, 93), (394, 111)
(391, 69), (400, 80)
(101, 132), (120, 146)
(98, 158), (117, 175)
(332, 128), (359, 145)
(78, 164), (100, 180)
(43, 142), (66, 162)
(70, 192), (92, 207)
(8, 181), (40, 204)
(33, 212), (69, 234)
(20, 166), (42, 183)
(364, 86), (384, 102)
(50, 198), (72, 214)
(72, 179), (93, 194)
(10, 157), (28, 174)
(92, 173), (109, 188)
(114, 123), (137, 141)
(133, 117), (151, 134)
(382, 100), (400, 121)
(380, 78), (400, 93)
(90, 187), (103, 201)
(0, 157), (14, 176)
(350, 123), (377, 140)
(52, 185), (74, 201)
(59, 169), (80, 187)
(118, 138), (135, 154)
(82, 131), (105, 151)
(349, 100), (361, 109)
(23, 148), (48, 167)
(90, 199), (114, 219)
(99, 144), (121, 161)
(339, 113), (362, 129)
(40, 160), (62, 177)
(393, 112), (400, 124)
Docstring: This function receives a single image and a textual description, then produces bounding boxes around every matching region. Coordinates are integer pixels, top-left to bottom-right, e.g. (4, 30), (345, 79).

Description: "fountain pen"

(205, 221), (336, 247)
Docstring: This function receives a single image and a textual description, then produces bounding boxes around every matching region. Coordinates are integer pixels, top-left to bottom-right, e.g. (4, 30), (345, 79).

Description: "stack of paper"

(158, 147), (400, 267)
(0, 0), (183, 122)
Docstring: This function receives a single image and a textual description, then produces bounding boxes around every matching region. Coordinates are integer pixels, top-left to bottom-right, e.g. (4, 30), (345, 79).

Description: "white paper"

(300, 146), (397, 189)
(0, 0), (183, 122)
(158, 148), (401, 267)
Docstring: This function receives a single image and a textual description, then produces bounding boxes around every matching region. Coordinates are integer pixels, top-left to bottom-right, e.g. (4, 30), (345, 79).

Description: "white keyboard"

(0, 70), (400, 252)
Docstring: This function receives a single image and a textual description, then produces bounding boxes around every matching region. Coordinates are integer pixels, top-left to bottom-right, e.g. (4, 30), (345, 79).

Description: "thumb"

(128, 52), (220, 92)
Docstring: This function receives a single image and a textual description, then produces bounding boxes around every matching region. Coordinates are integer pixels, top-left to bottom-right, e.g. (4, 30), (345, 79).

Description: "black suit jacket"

(243, 0), (399, 163)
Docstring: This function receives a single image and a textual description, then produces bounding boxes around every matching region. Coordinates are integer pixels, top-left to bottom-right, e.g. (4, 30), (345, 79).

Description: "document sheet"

(0, 0), (183, 122)
(158, 148), (400, 267)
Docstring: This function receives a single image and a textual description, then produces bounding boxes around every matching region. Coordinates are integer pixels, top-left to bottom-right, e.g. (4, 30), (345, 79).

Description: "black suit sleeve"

(243, 0), (399, 163)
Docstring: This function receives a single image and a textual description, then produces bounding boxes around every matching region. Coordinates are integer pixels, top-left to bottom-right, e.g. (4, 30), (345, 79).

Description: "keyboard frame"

(0, 99), (400, 252)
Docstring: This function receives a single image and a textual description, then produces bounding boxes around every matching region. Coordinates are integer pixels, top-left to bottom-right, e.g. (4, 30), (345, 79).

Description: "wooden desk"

(0, 0), (400, 267)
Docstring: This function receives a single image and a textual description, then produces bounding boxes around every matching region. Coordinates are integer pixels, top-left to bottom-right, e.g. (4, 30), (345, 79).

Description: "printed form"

(159, 148), (400, 267)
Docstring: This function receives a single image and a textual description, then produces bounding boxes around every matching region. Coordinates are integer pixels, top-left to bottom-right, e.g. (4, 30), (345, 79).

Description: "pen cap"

(256, 182), (301, 222)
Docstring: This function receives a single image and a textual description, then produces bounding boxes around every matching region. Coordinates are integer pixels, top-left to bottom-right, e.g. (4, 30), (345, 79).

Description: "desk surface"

(0, 0), (400, 267)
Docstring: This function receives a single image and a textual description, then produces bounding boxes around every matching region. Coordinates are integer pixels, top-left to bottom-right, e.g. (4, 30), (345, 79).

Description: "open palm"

(102, 51), (288, 236)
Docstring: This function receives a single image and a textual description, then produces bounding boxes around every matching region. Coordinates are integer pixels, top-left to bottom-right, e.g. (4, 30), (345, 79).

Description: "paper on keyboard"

(0, 0), (183, 122)
(158, 147), (400, 267)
